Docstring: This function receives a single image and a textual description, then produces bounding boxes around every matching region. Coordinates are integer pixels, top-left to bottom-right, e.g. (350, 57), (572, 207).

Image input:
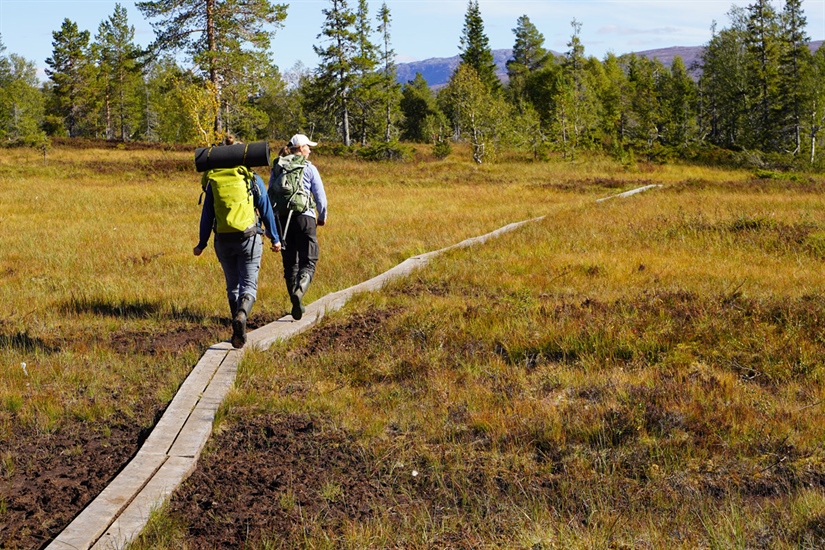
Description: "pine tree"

(95, 3), (142, 141)
(45, 19), (93, 137)
(458, 0), (499, 93)
(136, 0), (287, 141)
(311, 0), (358, 145)
(507, 15), (550, 104)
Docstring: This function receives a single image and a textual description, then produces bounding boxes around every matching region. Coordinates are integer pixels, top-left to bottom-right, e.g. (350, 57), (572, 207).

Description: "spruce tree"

(458, 0), (499, 93)
(698, 11), (749, 148)
(351, 0), (379, 145)
(778, 0), (812, 155)
(400, 73), (439, 142)
(376, 3), (402, 143)
(745, 0), (782, 150)
(136, 0), (287, 140)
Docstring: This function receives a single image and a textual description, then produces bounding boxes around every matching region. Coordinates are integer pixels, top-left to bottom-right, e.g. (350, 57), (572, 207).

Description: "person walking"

(194, 164), (282, 348)
(269, 133), (328, 321)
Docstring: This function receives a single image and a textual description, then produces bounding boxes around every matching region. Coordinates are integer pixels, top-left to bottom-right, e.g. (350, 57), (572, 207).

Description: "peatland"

(2, 141), (825, 548)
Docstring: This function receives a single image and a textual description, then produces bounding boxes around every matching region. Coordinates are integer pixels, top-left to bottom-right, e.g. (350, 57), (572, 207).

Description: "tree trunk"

(206, 0), (222, 135)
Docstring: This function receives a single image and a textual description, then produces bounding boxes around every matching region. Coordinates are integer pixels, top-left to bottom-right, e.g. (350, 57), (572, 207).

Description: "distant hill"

(396, 40), (824, 88)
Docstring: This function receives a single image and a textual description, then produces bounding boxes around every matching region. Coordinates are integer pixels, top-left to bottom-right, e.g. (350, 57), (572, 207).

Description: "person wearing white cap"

(268, 133), (328, 320)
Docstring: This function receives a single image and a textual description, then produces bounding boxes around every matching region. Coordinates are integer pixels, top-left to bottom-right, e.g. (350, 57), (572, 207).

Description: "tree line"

(0, 0), (823, 167)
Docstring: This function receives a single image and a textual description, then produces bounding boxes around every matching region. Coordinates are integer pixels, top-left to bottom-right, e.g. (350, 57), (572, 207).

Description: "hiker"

(194, 163), (282, 348)
(269, 133), (328, 321)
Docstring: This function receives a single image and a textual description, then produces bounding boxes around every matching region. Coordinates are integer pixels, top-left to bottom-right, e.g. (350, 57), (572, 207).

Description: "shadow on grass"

(0, 332), (60, 353)
(61, 296), (209, 322)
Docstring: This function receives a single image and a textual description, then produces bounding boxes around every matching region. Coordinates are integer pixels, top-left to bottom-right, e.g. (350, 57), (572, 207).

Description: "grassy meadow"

(2, 141), (825, 548)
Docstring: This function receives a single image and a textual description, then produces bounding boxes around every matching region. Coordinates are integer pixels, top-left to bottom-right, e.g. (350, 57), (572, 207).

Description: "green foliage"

(506, 14), (550, 104)
(400, 73), (440, 143)
(439, 64), (511, 163)
(45, 18), (94, 137)
(458, 0), (499, 94)
(14, 0), (824, 169)
(432, 137), (452, 159)
(310, 0), (359, 146)
(355, 140), (413, 161)
(0, 52), (47, 147)
(136, 0), (287, 135)
(94, 4), (143, 141)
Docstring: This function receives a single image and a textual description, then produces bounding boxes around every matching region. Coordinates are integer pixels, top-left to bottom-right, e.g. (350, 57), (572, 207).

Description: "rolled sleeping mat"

(194, 141), (271, 172)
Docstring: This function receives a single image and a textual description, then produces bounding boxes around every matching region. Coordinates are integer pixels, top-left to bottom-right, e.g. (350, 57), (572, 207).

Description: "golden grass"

(4, 142), (825, 547)
(209, 172), (825, 547)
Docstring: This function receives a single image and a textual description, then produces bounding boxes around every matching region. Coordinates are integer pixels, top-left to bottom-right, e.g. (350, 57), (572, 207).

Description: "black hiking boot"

(290, 272), (312, 321)
(231, 294), (255, 348)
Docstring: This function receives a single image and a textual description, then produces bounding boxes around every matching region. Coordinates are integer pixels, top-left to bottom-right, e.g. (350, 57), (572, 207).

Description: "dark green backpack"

(268, 154), (315, 216)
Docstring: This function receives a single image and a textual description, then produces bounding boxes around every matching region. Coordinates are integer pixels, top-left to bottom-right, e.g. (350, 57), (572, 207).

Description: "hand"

(317, 219), (326, 227)
(193, 246), (204, 256)
(271, 241), (282, 252)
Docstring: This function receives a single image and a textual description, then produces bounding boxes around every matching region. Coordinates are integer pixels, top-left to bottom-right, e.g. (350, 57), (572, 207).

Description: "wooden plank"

(45, 451), (167, 550)
(90, 457), (197, 550)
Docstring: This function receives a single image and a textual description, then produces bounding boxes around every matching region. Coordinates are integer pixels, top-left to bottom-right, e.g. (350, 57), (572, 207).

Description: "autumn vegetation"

(0, 140), (824, 547)
(2, 0), (825, 547)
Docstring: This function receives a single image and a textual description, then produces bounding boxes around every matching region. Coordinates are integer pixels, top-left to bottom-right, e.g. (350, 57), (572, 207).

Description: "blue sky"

(1, 0), (823, 80)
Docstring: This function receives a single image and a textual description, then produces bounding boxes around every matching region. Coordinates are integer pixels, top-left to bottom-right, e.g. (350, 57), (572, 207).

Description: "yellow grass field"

(2, 141), (825, 548)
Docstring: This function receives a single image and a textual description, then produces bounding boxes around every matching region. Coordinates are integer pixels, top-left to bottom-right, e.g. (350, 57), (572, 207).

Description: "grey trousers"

(214, 233), (263, 303)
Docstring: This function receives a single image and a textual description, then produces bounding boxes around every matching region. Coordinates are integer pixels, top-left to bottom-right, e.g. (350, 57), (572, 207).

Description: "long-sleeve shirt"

(269, 159), (328, 224)
(197, 174), (280, 250)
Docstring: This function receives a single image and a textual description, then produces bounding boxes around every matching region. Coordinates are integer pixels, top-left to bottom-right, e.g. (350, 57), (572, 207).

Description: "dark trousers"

(277, 213), (319, 286)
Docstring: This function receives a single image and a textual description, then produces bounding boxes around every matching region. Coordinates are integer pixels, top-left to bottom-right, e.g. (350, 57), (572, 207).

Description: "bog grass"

(147, 155), (824, 548)
(3, 142), (825, 548)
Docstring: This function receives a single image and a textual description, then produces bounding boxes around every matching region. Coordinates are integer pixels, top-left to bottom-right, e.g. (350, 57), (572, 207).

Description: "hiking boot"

(231, 294), (255, 348)
(290, 271), (312, 321)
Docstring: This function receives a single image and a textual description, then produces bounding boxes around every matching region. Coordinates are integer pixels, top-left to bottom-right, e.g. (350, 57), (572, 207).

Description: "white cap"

(289, 134), (317, 147)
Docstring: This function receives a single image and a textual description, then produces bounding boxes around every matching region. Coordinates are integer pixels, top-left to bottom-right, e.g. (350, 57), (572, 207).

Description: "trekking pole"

(281, 210), (293, 245)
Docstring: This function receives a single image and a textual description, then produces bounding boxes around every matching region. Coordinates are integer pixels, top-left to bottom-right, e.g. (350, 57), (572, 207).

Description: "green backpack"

(201, 166), (258, 234)
(268, 154), (315, 216)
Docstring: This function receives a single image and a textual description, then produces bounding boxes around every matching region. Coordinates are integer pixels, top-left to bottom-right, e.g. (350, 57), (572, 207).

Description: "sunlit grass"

(4, 142), (825, 547)
(199, 175), (825, 547)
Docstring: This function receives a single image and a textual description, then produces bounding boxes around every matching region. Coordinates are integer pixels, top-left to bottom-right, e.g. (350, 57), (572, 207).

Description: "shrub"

(355, 141), (414, 161)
